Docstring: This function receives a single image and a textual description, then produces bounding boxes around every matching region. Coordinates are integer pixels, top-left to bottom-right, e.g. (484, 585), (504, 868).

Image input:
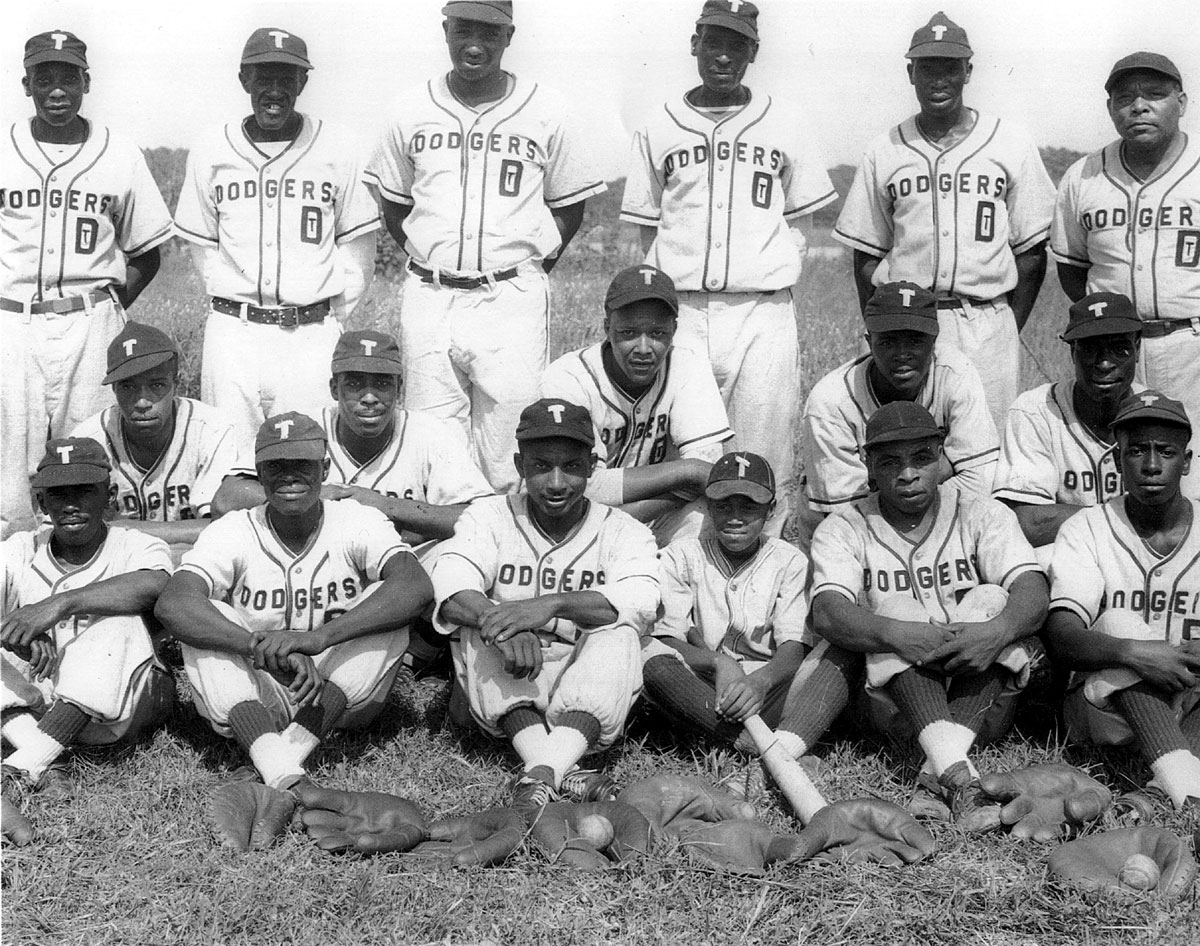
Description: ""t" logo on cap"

(1088, 301), (1108, 319)
(51, 32), (69, 50)
(547, 404), (565, 423)
(638, 267), (656, 286)
(898, 288), (915, 307)
(275, 419), (294, 439)
(56, 444), (75, 463)
(360, 339), (377, 356)
(1140, 394), (1160, 406)
(931, 24), (947, 40)
(728, 0), (745, 12)
(734, 455), (751, 478)
(269, 30), (290, 49)
(123, 338), (138, 357)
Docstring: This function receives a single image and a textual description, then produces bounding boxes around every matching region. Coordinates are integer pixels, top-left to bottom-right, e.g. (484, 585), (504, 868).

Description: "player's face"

(23, 63), (89, 127)
(707, 494), (773, 556)
(1108, 72), (1187, 150)
(867, 330), (936, 399)
(113, 362), (178, 441)
(867, 437), (943, 517)
(1071, 334), (1139, 406)
(239, 63), (308, 133)
(331, 372), (400, 439)
(1117, 423), (1192, 506)
(907, 57), (971, 120)
(516, 438), (594, 527)
(443, 18), (513, 86)
(691, 26), (757, 97)
(38, 481), (109, 549)
(604, 302), (676, 391)
(257, 457), (327, 517)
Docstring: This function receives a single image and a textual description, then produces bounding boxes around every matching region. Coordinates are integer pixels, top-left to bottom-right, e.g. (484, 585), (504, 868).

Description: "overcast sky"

(3, 0), (1198, 176)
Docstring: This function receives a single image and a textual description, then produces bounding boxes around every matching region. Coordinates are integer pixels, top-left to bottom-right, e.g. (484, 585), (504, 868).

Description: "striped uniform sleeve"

(1047, 509), (1105, 625)
(116, 529), (174, 574)
(1049, 158), (1091, 268)
(429, 502), (498, 635)
(188, 419), (253, 517)
(594, 512), (660, 634)
(177, 513), (244, 596)
(173, 144), (220, 247)
(673, 351), (734, 458)
(364, 120), (415, 206)
(349, 505), (412, 580)
(1005, 127), (1055, 254)
(542, 95), (606, 209)
(810, 513), (866, 603)
(653, 542), (696, 642)
(942, 358), (999, 494)
(619, 126), (662, 227)
(781, 128), (838, 220)
(120, 143), (174, 255)
(334, 142), (383, 243)
(801, 384), (870, 513)
(970, 498), (1042, 590)
(831, 146), (893, 258)
(992, 394), (1057, 505)
(768, 545), (813, 647)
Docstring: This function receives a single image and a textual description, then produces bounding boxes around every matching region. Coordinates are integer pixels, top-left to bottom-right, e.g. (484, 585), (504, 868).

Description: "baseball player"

(1050, 53), (1200, 496)
(1, 438), (176, 816)
(174, 27), (380, 455)
(620, 0), (837, 534)
(833, 12), (1056, 432)
(994, 292), (1145, 565)
(1047, 390), (1200, 810)
(430, 399), (659, 814)
(810, 402), (1048, 827)
(365, 0), (605, 493)
(538, 265), (732, 545)
(2, 31), (173, 539)
(799, 282), (998, 545)
(153, 413), (433, 791)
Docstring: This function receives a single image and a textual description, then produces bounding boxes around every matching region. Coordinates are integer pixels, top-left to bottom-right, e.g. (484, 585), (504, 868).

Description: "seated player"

(811, 402), (1048, 828)
(154, 413), (433, 791)
(1, 438), (176, 824)
(994, 293), (1143, 566)
(430, 399), (659, 814)
(799, 282), (998, 546)
(539, 265), (732, 545)
(1047, 390), (1200, 809)
(70, 322), (256, 563)
(642, 451), (858, 761)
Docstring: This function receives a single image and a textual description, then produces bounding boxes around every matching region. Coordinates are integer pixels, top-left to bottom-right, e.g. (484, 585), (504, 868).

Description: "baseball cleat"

(33, 760), (75, 801)
(559, 767), (617, 804)
(940, 761), (1002, 834)
(510, 765), (559, 819)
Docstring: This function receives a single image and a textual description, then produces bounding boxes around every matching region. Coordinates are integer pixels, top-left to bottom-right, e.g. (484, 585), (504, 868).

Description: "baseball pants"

(1138, 330), (1200, 499)
(398, 265), (548, 494)
(1, 295), (123, 538)
(935, 296), (1018, 436)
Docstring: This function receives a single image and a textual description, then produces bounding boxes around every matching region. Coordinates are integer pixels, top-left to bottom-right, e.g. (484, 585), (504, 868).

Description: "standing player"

(833, 12), (1056, 431)
(430, 399), (659, 814)
(2, 31), (173, 538)
(1048, 391), (1200, 809)
(993, 293), (1144, 565)
(1050, 53), (1200, 495)
(366, 0), (604, 493)
(174, 27), (380, 455)
(621, 0), (837, 532)
(538, 265), (732, 545)
(154, 414), (433, 791)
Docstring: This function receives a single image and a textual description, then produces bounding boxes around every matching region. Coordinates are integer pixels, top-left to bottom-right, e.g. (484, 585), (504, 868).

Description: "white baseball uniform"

(834, 111), (1056, 429)
(366, 74), (605, 492)
(430, 495), (659, 746)
(70, 397), (253, 522)
(0, 119), (173, 538)
(175, 114), (381, 453)
(621, 92), (837, 523)
(0, 525), (174, 743)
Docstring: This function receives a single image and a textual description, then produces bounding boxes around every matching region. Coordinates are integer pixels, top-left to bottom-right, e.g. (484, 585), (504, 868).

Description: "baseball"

(1117, 853), (1161, 891)
(576, 814), (615, 850)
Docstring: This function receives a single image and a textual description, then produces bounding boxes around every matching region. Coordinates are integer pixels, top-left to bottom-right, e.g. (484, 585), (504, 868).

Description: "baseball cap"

(1112, 389), (1191, 435)
(24, 31), (88, 70)
(1105, 52), (1182, 93)
(1061, 292), (1143, 342)
(515, 399), (595, 447)
(863, 282), (940, 336)
(442, 1), (513, 25)
(696, 0), (759, 43)
(705, 451), (775, 504)
(905, 12), (972, 60)
(863, 401), (945, 449)
(255, 412), (327, 464)
(604, 265), (679, 316)
(331, 330), (403, 375)
(102, 322), (179, 385)
(241, 28), (313, 70)
(31, 438), (111, 488)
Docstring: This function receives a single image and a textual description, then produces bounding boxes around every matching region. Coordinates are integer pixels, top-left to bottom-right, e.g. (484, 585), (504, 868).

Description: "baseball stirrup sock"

(1179, 700), (1200, 756)
(3, 701), (89, 779)
(1116, 685), (1200, 806)
(888, 665), (954, 731)
(947, 666), (1007, 735)
(642, 654), (734, 739)
(228, 701), (277, 750)
(282, 683), (349, 767)
(501, 706), (551, 767)
(543, 720), (593, 787)
(776, 644), (860, 756)
(1, 711), (43, 752)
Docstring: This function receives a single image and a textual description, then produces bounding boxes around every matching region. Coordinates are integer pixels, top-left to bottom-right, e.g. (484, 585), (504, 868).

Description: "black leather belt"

(1142, 318), (1200, 338)
(0, 288), (113, 314)
(408, 260), (519, 291)
(211, 296), (329, 327)
(935, 295), (990, 310)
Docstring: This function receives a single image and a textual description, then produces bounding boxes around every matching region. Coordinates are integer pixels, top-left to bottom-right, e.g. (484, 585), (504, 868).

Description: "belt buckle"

(278, 307), (300, 328)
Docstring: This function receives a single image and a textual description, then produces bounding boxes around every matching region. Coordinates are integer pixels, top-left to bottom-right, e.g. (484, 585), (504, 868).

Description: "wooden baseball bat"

(742, 714), (828, 824)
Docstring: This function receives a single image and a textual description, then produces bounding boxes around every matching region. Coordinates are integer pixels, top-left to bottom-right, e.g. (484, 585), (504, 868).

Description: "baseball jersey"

(177, 500), (411, 634)
(811, 483), (1040, 622)
(1, 119), (173, 301)
(993, 380), (1144, 508)
(174, 114), (380, 307)
(365, 74), (605, 273)
(655, 533), (812, 661)
(431, 494), (659, 643)
(71, 397), (253, 521)
(1050, 136), (1200, 321)
(320, 406), (493, 505)
(538, 343), (733, 500)
(833, 111), (1055, 300)
(1049, 497), (1200, 644)
(801, 347), (999, 514)
(620, 92), (837, 292)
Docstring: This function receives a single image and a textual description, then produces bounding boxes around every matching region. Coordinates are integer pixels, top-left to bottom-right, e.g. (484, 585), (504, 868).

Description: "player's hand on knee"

(718, 674), (768, 723)
(480, 599), (558, 644)
(278, 653), (324, 708)
(1124, 641), (1200, 693)
(977, 763), (1113, 842)
(922, 620), (1006, 675)
(497, 630), (543, 679)
(28, 635), (57, 681)
(295, 785), (428, 854)
(1048, 826), (1197, 900)
(1, 598), (65, 649)
(794, 799), (937, 867)
(889, 620), (955, 667)
(414, 808), (525, 867)
(253, 629), (326, 674)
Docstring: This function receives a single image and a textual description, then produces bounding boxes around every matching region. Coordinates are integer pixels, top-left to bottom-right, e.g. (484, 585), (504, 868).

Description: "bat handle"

(743, 714), (828, 824)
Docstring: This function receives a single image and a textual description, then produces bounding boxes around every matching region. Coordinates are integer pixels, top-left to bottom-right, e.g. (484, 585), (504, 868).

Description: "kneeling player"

(430, 399), (659, 813)
(1048, 391), (1200, 809)
(2, 439), (175, 820)
(154, 413), (432, 791)
(811, 403), (1048, 827)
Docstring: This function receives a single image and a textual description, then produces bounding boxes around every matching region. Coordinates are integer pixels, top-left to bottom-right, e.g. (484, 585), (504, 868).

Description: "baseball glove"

(616, 774), (756, 840)
(797, 798), (936, 867)
(528, 800), (652, 871)
(2, 795), (34, 847)
(294, 785), (427, 854)
(977, 763), (1113, 842)
(412, 808), (525, 868)
(1047, 826), (1198, 900)
(208, 781), (297, 852)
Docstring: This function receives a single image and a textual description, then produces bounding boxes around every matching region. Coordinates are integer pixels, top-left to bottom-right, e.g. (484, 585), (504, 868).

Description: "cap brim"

(1113, 409), (1192, 434)
(515, 427), (594, 447)
(605, 291), (678, 315)
(864, 313), (940, 336)
(1061, 319), (1143, 341)
(241, 52), (312, 69)
(102, 350), (177, 385)
(906, 43), (972, 59)
(31, 465), (109, 488)
(255, 442), (326, 464)
(24, 51), (88, 70)
(331, 357), (403, 375)
(863, 427), (945, 449)
(705, 479), (774, 504)
(1105, 67), (1181, 92)
(443, 3), (512, 24)
(696, 15), (758, 41)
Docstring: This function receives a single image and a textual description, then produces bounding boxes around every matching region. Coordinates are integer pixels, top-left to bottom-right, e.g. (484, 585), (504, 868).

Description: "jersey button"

(708, 278), (719, 289)
(47, 248), (55, 255)
(718, 164), (726, 171)
(49, 210), (57, 218)
(1137, 264), (1144, 271)
(716, 202), (724, 209)
(294, 566), (302, 574)
(715, 241), (723, 248)
(265, 278), (273, 286)
(942, 230), (950, 236)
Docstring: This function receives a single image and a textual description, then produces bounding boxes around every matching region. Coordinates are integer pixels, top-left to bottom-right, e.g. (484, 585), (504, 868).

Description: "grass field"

(4, 231), (1198, 946)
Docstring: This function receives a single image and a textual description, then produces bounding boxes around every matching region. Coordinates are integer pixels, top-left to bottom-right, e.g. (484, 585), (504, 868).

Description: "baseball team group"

(3, 0), (1200, 891)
